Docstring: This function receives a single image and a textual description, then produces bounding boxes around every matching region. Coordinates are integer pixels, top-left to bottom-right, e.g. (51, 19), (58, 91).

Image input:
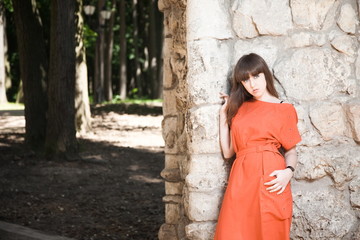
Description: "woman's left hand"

(264, 169), (293, 194)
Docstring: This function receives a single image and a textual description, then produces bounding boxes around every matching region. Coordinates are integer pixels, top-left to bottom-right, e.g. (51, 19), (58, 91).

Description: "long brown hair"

(225, 53), (279, 125)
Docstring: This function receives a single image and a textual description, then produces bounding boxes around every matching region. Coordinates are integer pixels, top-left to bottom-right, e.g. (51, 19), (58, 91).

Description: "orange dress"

(214, 100), (301, 240)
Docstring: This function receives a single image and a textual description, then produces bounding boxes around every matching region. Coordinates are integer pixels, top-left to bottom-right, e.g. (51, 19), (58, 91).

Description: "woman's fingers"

(277, 186), (286, 195)
(219, 92), (229, 99)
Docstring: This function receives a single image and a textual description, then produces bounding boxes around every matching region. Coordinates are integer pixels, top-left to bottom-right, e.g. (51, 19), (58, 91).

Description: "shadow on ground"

(0, 105), (165, 240)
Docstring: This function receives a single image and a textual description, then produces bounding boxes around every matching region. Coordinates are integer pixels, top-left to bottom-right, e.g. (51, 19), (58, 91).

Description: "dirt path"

(0, 104), (165, 240)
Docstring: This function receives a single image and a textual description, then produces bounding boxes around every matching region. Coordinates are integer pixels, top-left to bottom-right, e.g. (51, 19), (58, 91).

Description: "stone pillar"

(160, 0), (360, 239)
(159, 0), (189, 239)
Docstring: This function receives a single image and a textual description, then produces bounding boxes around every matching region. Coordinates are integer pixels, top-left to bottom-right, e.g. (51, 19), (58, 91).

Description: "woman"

(214, 53), (301, 240)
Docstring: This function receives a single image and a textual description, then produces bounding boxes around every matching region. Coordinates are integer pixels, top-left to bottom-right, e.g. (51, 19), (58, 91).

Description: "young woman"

(214, 53), (301, 240)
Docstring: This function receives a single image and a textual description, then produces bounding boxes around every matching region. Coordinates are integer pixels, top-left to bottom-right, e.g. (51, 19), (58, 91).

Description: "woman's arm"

(264, 146), (298, 194)
(219, 93), (235, 159)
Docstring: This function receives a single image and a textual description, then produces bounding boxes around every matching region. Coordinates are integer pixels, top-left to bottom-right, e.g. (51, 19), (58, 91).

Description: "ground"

(0, 103), (165, 240)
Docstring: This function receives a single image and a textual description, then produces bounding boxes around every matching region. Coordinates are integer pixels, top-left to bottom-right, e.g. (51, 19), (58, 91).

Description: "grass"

(99, 95), (163, 105)
(0, 98), (163, 111)
(0, 102), (24, 110)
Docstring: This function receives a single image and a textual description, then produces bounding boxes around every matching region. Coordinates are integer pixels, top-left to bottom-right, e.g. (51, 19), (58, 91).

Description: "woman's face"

(241, 73), (269, 100)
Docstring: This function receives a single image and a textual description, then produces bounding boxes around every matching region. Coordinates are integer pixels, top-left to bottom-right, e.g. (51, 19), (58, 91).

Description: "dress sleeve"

(279, 105), (302, 151)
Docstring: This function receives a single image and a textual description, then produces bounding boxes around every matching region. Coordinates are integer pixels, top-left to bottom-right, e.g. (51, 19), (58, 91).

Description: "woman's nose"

(249, 78), (256, 87)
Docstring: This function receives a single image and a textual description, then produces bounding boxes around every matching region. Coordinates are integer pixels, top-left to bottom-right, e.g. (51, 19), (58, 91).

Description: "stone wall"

(159, 0), (360, 239)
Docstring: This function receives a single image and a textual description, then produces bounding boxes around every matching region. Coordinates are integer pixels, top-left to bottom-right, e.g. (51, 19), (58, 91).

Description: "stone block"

(296, 146), (327, 181)
(163, 195), (182, 204)
(233, 38), (279, 68)
(163, 89), (178, 115)
(165, 181), (184, 195)
(187, 39), (232, 107)
(165, 203), (181, 224)
(349, 176), (360, 208)
(290, 0), (335, 30)
(273, 48), (352, 100)
(232, 10), (258, 39)
(187, 0), (233, 40)
(165, 154), (180, 169)
(158, 0), (171, 12)
(185, 189), (223, 221)
(295, 104), (323, 147)
(233, 0), (292, 35)
(158, 223), (178, 240)
(161, 168), (181, 182)
(309, 102), (349, 141)
(357, 49), (360, 80)
(330, 34), (358, 56)
(296, 144), (360, 188)
(187, 105), (221, 154)
(185, 222), (216, 240)
(337, 3), (358, 34)
(163, 38), (176, 90)
(285, 31), (326, 48)
(292, 183), (357, 239)
(186, 154), (228, 191)
(344, 100), (360, 142)
(162, 114), (187, 154)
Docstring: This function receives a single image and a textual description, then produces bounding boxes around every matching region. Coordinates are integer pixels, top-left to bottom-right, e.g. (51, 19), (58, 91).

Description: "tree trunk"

(75, 0), (91, 134)
(94, 0), (106, 103)
(104, 0), (116, 102)
(46, 0), (77, 156)
(155, 4), (164, 99)
(119, 0), (127, 100)
(148, 0), (158, 99)
(13, 0), (48, 150)
(132, 0), (141, 96)
(0, 5), (7, 104)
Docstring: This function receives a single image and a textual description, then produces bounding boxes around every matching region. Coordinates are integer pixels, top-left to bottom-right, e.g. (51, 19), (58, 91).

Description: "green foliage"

(83, 24), (97, 50)
(7, 52), (20, 102)
(109, 94), (162, 105)
(1, 0), (13, 12)
(4, 0), (164, 105)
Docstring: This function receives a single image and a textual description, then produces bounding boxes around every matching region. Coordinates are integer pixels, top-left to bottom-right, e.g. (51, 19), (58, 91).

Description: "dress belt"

(237, 144), (279, 156)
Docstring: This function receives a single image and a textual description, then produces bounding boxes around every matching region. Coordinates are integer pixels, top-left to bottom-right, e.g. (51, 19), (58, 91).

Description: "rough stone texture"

(187, 0), (233, 40)
(187, 39), (232, 107)
(337, 3), (358, 34)
(232, 0), (293, 36)
(232, 10), (258, 39)
(185, 154), (227, 191)
(285, 31), (327, 48)
(308, 102), (350, 141)
(187, 106), (222, 154)
(185, 222), (216, 240)
(273, 48), (352, 101)
(330, 33), (358, 56)
(184, 189), (223, 222)
(349, 176), (360, 209)
(292, 178), (357, 239)
(160, 0), (360, 239)
(345, 100), (360, 143)
(296, 144), (360, 189)
(290, 0), (336, 30)
(158, 1), (188, 239)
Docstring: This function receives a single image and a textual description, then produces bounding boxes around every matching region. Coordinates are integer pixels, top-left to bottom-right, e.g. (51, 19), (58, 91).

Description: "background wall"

(160, 0), (360, 239)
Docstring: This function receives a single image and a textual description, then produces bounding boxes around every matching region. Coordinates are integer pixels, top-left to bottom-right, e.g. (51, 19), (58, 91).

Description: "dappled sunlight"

(83, 112), (164, 149)
(129, 174), (164, 184)
(0, 105), (165, 239)
(0, 115), (25, 132)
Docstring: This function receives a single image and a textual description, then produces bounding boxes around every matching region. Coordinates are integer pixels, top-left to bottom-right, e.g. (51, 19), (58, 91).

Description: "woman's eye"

(242, 79), (249, 83)
(254, 74), (259, 78)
